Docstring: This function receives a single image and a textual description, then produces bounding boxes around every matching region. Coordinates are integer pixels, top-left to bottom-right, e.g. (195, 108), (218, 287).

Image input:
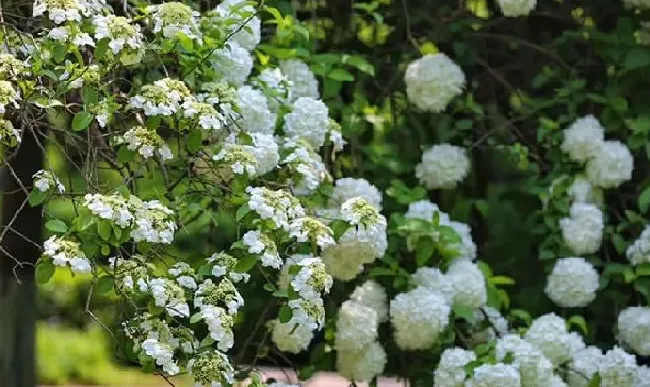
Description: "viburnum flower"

(617, 306), (650, 356)
(349, 280), (389, 323)
(283, 97), (330, 148)
(206, 252), (250, 284)
(328, 177), (382, 211)
(495, 334), (555, 386)
(108, 256), (149, 292)
(559, 202), (603, 255)
(434, 347), (477, 387)
(232, 85), (276, 134)
(211, 42), (253, 86)
(254, 67), (291, 111)
(447, 260), (487, 309)
(405, 200), (451, 224)
(404, 53), (465, 113)
(148, 277), (190, 318)
(416, 144), (471, 190)
(33, 0), (103, 24)
(271, 316), (314, 354)
(598, 347), (638, 387)
(130, 199), (177, 244)
(42, 235), (91, 273)
(194, 278), (244, 315)
(187, 350), (234, 387)
(212, 143), (259, 179)
(223, 132), (279, 176)
(197, 305), (234, 351)
(627, 225), (650, 266)
(0, 80), (20, 113)
(0, 118), (19, 148)
(411, 267), (454, 304)
(524, 313), (584, 366)
(129, 78), (191, 116)
(0, 54), (27, 79)
(289, 217), (335, 249)
(114, 126), (173, 161)
(545, 257), (599, 308)
(334, 300), (378, 351)
(566, 346), (603, 387)
(560, 115), (605, 163)
(390, 286), (451, 350)
(83, 193), (133, 227)
(280, 59), (320, 101)
(281, 141), (330, 195)
(466, 363), (521, 387)
(92, 15), (144, 65)
(242, 230), (282, 269)
(212, 0), (261, 51)
(585, 140), (634, 189)
(33, 169), (65, 193)
(147, 2), (201, 41)
(471, 306), (510, 342)
(167, 262), (197, 290)
(288, 256), (332, 302)
(568, 175), (604, 207)
(181, 99), (226, 131)
(496, 0), (537, 16)
(336, 341), (387, 382)
(246, 187), (305, 231)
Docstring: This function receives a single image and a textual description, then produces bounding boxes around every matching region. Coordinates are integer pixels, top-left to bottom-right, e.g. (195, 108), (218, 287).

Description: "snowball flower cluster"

(212, 0), (261, 51)
(545, 257), (599, 308)
(279, 59), (320, 101)
(242, 230), (282, 269)
(598, 347), (638, 387)
(181, 100), (226, 131)
(447, 260), (487, 309)
(434, 348), (476, 387)
(115, 126), (173, 161)
(147, 2), (201, 41)
(33, 169), (65, 193)
(466, 363), (521, 387)
(523, 313), (584, 366)
(496, 0), (537, 16)
(211, 42), (253, 86)
(289, 217), (335, 249)
(283, 97), (330, 148)
(559, 202), (603, 255)
(416, 144), (471, 190)
(328, 177), (382, 211)
(212, 143), (259, 178)
(568, 175), (604, 207)
(336, 341), (387, 383)
(349, 280), (389, 322)
(33, 0), (103, 24)
(495, 334), (554, 386)
(281, 143), (330, 195)
(390, 286), (451, 350)
(232, 85), (276, 134)
(567, 346), (603, 387)
(627, 225), (650, 265)
(411, 267), (454, 303)
(561, 115), (605, 163)
(404, 53), (466, 113)
(586, 140), (634, 189)
(129, 78), (191, 116)
(187, 350), (235, 387)
(148, 277), (190, 318)
(92, 15), (144, 65)
(617, 306), (650, 356)
(42, 235), (91, 273)
(246, 187), (305, 230)
(335, 300), (378, 351)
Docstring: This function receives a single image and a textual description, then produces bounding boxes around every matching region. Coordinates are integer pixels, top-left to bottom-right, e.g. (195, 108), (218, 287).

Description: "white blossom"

(599, 347), (638, 387)
(545, 257), (599, 308)
(280, 59), (319, 101)
(148, 2), (201, 41)
(349, 280), (389, 323)
(404, 53), (465, 113)
(42, 236), (91, 274)
(336, 341), (387, 382)
(524, 313), (583, 366)
(33, 169), (65, 193)
(447, 260), (487, 310)
(559, 202), (603, 255)
(283, 97), (329, 148)
(466, 363), (521, 387)
(561, 115), (605, 163)
(211, 42), (253, 86)
(335, 300), (378, 352)
(618, 307), (650, 356)
(232, 85), (276, 134)
(416, 144), (471, 190)
(411, 267), (454, 304)
(434, 347), (476, 387)
(329, 177), (382, 211)
(567, 346), (603, 387)
(627, 225), (650, 266)
(586, 140), (634, 189)
(496, 0), (537, 16)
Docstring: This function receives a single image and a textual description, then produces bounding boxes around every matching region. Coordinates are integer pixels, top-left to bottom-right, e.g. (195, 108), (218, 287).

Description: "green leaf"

(416, 236), (435, 266)
(453, 305), (475, 322)
(568, 315), (588, 335)
(624, 48), (650, 71)
(96, 275), (114, 294)
(278, 305), (292, 323)
(587, 373), (601, 387)
(369, 267), (394, 277)
(177, 33), (195, 52)
(190, 313), (203, 324)
(639, 186), (650, 213)
(198, 264), (213, 276)
(45, 219), (68, 233)
(187, 130), (203, 153)
(636, 263), (650, 276)
(116, 147), (136, 164)
(97, 220), (112, 241)
(234, 254), (257, 272)
(489, 275), (516, 286)
(341, 54), (375, 75)
(28, 189), (47, 206)
(235, 204), (250, 221)
(327, 68), (355, 82)
(36, 261), (55, 284)
(94, 38), (109, 61)
(72, 111), (94, 132)
(330, 220), (352, 241)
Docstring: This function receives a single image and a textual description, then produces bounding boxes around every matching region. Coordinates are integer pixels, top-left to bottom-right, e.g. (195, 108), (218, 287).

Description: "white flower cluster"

(82, 193), (176, 243)
(272, 255), (331, 354)
(211, 0), (261, 51)
(404, 53), (465, 113)
(168, 262), (198, 290)
(559, 202), (603, 256)
(182, 99), (227, 131)
(129, 78), (191, 117)
(231, 85), (276, 134)
(206, 252), (251, 284)
(108, 256), (149, 292)
(279, 59), (320, 101)
(33, 169), (65, 193)
(212, 143), (259, 178)
(193, 278), (243, 351)
(561, 115), (633, 189)
(33, 0), (106, 24)
(390, 286), (451, 350)
(416, 144), (471, 190)
(328, 177), (382, 211)
(411, 261), (487, 312)
(568, 175), (604, 207)
(0, 80), (19, 113)
(618, 306), (650, 356)
(254, 67), (291, 111)
(242, 230), (282, 269)
(0, 118), (21, 147)
(211, 42), (253, 86)
(322, 197), (387, 280)
(545, 257), (599, 308)
(627, 225), (650, 266)
(147, 2), (201, 41)
(92, 15), (144, 65)
(523, 313), (585, 366)
(467, 363), (521, 387)
(281, 141), (330, 195)
(405, 200), (477, 262)
(434, 347), (477, 387)
(496, 0), (537, 16)
(283, 97), (330, 148)
(114, 126), (173, 161)
(349, 279), (389, 322)
(335, 300), (378, 352)
(42, 236), (91, 273)
(246, 187), (306, 230)
(149, 277), (190, 318)
(187, 350), (235, 387)
(471, 306), (510, 342)
(289, 217), (335, 250)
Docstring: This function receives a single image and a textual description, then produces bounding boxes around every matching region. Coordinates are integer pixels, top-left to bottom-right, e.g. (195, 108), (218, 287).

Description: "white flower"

(411, 267), (454, 304)
(448, 221), (477, 262)
(472, 307), (509, 342)
(335, 300), (378, 351)
(559, 202), (603, 256)
(496, 0), (537, 16)
(198, 305), (234, 351)
(524, 313), (581, 366)
(187, 350), (234, 387)
(598, 347), (638, 387)
(33, 0), (102, 24)
(349, 280), (389, 323)
(404, 53), (465, 113)
(336, 341), (386, 382)
(560, 115), (605, 163)
(271, 318), (315, 354)
(322, 226), (387, 281)
(466, 363), (521, 387)
(495, 334), (554, 387)
(279, 59), (319, 101)
(142, 338), (179, 375)
(242, 230), (282, 269)
(586, 140), (634, 189)
(568, 175), (604, 207)
(212, 143), (258, 178)
(129, 78), (191, 117)
(390, 286), (451, 350)
(329, 177), (382, 211)
(416, 144), (471, 190)
(211, 42), (253, 86)
(288, 256), (332, 302)
(566, 346), (603, 387)
(281, 144), (330, 195)
(232, 85), (276, 134)
(42, 236), (92, 274)
(289, 217), (335, 249)
(637, 366), (650, 387)
(405, 200), (451, 224)
(93, 15), (144, 64)
(545, 257), (599, 308)
(618, 307), (650, 356)
(0, 80), (19, 114)
(283, 97), (329, 148)
(627, 225), (650, 266)
(148, 278), (189, 318)
(116, 126), (173, 161)
(246, 187), (305, 230)
(434, 347), (476, 387)
(33, 169), (65, 193)
(194, 278), (244, 316)
(213, 0), (261, 51)
(447, 260), (487, 310)
(148, 2), (201, 41)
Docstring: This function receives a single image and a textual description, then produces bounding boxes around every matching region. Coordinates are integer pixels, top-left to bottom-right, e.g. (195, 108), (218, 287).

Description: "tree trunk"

(0, 127), (44, 387)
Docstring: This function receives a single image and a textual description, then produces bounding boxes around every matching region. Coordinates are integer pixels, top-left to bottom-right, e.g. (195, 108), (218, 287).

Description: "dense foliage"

(5, 0), (650, 386)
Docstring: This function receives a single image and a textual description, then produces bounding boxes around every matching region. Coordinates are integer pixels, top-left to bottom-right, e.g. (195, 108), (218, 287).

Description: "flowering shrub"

(4, 0), (650, 386)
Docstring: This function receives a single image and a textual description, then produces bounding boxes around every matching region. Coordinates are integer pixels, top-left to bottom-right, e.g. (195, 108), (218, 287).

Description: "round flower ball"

(496, 0), (537, 16)
(411, 267), (454, 304)
(328, 177), (382, 211)
(598, 347), (638, 387)
(559, 202), (603, 256)
(389, 286), (451, 350)
(404, 53), (465, 113)
(585, 140), (634, 189)
(618, 307), (650, 356)
(334, 300), (378, 352)
(567, 346), (603, 387)
(627, 225), (650, 266)
(416, 144), (471, 190)
(336, 341), (387, 382)
(350, 280), (389, 322)
(524, 313), (582, 366)
(545, 257), (599, 308)
(560, 115), (605, 164)
(434, 347), (476, 387)
(447, 260), (487, 310)
(467, 363), (521, 387)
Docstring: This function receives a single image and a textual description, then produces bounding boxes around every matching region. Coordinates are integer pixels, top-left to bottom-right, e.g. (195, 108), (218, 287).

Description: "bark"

(0, 127), (44, 387)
